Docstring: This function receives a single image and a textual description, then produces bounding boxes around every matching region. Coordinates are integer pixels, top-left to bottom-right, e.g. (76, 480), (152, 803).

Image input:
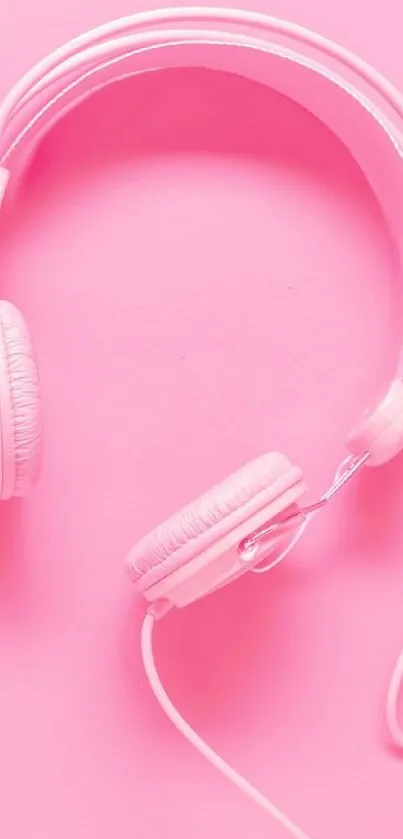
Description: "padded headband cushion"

(128, 452), (303, 591)
(0, 302), (41, 498)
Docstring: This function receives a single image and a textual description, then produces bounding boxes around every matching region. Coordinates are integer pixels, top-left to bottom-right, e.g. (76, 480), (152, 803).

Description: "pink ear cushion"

(0, 302), (41, 499)
(127, 452), (303, 591)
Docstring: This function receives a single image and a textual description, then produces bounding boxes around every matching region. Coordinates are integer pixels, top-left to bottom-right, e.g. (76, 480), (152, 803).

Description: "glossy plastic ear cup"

(0, 301), (40, 499)
(127, 452), (307, 598)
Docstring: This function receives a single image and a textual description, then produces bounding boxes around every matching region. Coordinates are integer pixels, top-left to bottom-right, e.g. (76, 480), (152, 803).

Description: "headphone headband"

(1, 10), (403, 163)
(1, 8), (403, 465)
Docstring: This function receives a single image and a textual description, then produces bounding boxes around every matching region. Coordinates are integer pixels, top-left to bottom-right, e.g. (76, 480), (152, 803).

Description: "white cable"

(386, 651), (403, 748)
(141, 610), (315, 839)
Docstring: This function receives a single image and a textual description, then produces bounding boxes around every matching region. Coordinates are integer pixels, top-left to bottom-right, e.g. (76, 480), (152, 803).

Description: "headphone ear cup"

(0, 301), (41, 499)
(128, 452), (305, 593)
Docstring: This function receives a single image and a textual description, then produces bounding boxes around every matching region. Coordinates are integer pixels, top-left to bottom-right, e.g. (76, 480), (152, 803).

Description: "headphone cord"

(142, 607), (403, 838)
(141, 609), (314, 839)
(140, 455), (403, 837)
(386, 651), (403, 748)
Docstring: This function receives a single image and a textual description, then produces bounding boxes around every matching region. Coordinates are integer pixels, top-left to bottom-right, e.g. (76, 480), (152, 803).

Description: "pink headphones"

(1, 8), (403, 837)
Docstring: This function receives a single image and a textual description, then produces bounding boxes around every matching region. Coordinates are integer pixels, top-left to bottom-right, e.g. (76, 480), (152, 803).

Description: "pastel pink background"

(1, 1), (403, 837)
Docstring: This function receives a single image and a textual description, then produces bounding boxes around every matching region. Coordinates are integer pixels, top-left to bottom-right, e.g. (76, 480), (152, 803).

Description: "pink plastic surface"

(1, 3), (403, 839)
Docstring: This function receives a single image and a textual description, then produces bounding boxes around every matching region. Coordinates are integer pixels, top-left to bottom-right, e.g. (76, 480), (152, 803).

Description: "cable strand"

(386, 650), (403, 748)
(141, 610), (315, 839)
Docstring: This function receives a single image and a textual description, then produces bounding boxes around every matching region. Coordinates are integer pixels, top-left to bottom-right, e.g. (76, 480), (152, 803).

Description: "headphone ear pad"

(128, 452), (304, 592)
(0, 302), (41, 499)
